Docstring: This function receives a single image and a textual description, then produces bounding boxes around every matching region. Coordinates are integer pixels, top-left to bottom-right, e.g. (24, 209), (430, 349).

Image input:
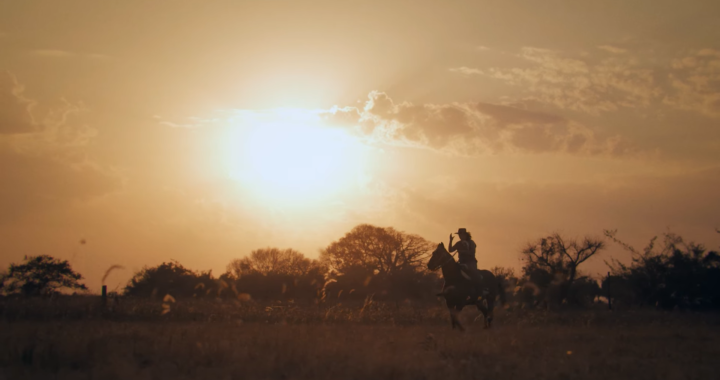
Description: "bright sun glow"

(224, 109), (368, 204)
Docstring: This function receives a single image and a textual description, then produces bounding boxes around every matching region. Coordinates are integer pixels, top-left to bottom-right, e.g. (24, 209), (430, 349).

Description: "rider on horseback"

(449, 228), (483, 294)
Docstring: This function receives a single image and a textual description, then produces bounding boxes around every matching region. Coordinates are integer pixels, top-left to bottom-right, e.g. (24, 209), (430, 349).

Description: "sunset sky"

(1, 0), (719, 291)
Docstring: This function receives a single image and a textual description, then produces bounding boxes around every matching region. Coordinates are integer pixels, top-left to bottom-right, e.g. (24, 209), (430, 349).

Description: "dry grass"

(1, 298), (719, 379)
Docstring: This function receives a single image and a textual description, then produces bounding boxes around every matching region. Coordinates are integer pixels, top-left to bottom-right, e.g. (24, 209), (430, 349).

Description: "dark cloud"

(0, 72), (35, 134)
(474, 102), (565, 126)
(327, 91), (621, 156)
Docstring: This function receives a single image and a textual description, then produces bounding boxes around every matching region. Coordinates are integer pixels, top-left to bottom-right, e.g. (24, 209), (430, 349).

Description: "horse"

(426, 242), (505, 330)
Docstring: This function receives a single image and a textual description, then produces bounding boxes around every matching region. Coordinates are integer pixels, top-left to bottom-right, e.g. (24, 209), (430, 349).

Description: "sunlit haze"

(224, 109), (369, 204)
(1, 0), (719, 292)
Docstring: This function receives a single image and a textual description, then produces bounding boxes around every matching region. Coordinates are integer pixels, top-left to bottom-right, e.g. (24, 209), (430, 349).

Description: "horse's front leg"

(475, 298), (490, 329)
(446, 298), (465, 331)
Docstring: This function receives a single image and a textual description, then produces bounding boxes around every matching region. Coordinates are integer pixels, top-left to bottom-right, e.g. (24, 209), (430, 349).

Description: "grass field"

(1, 298), (719, 379)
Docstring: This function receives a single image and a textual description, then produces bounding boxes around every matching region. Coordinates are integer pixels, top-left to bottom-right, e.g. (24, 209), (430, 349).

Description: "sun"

(224, 109), (368, 204)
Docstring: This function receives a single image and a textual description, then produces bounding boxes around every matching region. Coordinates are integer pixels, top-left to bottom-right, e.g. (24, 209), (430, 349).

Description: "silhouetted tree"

(320, 224), (437, 301)
(223, 249), (326, 301)
(321, 224), (433, 278)
(124, 261), (214, 298)
(605, 230), (720, 310)
(227, 248), (314, 277)
(521, 233), (605, 304)
(2, 255), (87, 296)
(567, 276), (601, 305)
(490, 266), (517, 283)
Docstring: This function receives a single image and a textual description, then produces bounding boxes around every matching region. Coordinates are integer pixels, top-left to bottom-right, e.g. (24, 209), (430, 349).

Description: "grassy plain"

(1, 297), (719, 379)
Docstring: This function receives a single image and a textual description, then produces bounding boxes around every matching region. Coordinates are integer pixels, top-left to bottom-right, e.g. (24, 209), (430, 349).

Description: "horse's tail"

(497, 277), (507, 306)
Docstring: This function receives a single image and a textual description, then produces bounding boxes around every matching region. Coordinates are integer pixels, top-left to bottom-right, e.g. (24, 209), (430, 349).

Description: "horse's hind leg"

(475, 299), (488, 328)
(486, 298), (495, 328)
(452, 305), (465, 332)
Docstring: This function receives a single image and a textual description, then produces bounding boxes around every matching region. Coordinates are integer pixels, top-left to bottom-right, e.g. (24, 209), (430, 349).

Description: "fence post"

(606, 272), (612, 311)
(102, 285), (107, 308)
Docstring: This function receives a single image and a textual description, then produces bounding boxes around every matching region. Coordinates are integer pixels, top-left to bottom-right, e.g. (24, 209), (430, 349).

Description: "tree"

(521, 233), (605, 303)
(124, 261), (214, 298)
(2, 255), (87, 296)
(605, 230), (720, 310)
(223, 249), (326, 300)
(226, 248), (314, 277)
(321, 224), (434, 278)
(490, 266), (517, 282)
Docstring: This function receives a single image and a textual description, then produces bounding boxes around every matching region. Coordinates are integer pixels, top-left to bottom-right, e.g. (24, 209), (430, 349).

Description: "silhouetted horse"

(427, 242), (505, 330)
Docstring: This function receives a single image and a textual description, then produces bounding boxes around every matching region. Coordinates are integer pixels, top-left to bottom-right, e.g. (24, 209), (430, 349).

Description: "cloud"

(320, 106), (362, 128)
(597, 45), (627, 54)
(0, 73), (121, 221)
(664, 49), (720, 118)
(454, 46), (720, 118)
(154, 115), (218, 129)
(449, 67), (484, 75)
(0, 72), (36, 134)
(158, 120), (202, 129)
(321, 92), (629, 156)
(484, 47), (660, 115)
(32, 49), (75, 57)
(31, 49), (111, 60)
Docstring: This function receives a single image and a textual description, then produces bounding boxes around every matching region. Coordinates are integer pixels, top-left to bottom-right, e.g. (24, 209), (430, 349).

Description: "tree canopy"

(2, 255), (87, 296)
(520, 233), (605, 303)
(124, 261), (214, 298)
(226, 248), (316, 277)
(604, 230), (720, 310)
(321, 224), (434, 277)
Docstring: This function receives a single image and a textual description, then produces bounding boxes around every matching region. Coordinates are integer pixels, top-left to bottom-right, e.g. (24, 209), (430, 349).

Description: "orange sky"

(1, 0), (719, 292)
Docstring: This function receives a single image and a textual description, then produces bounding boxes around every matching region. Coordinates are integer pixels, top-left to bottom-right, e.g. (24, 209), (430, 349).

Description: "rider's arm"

(450, 241), (468, 254)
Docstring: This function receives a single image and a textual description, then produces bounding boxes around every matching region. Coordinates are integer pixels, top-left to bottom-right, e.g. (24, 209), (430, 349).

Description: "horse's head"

(427, 242), (453, 271)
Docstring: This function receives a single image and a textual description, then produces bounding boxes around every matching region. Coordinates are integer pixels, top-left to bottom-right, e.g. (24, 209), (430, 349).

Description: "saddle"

(459, 265), (483, 283)
(460, 266), (490, 298)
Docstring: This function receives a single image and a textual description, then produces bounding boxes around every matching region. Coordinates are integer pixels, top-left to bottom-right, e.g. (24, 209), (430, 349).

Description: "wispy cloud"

(597, 45), (627, 54)
(0, 73), (121, 221)
(449, 46), (720, 119)
(664, 49), (720, 118)
(154, 115), (210, 129)
(449, 67), (484, 75)
(0, 71), (36, 134)
(32, 49), (75, 57)
(31, 49), (111, 60)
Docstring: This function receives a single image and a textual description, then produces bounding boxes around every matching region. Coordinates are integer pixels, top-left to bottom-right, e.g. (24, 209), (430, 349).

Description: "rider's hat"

(456, 228), (468, 235)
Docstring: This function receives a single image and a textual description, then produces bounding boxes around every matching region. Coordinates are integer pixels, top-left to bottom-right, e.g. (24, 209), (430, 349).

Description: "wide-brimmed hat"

(456, 228), (468, 235)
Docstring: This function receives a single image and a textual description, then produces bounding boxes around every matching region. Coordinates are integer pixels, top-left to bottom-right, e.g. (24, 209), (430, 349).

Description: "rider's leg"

(460, 261), (480, 300)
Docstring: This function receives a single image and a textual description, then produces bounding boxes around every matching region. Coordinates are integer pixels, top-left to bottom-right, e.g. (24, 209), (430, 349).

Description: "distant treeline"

(123, 224), (440, 302)
(2, 224), (719, 311)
